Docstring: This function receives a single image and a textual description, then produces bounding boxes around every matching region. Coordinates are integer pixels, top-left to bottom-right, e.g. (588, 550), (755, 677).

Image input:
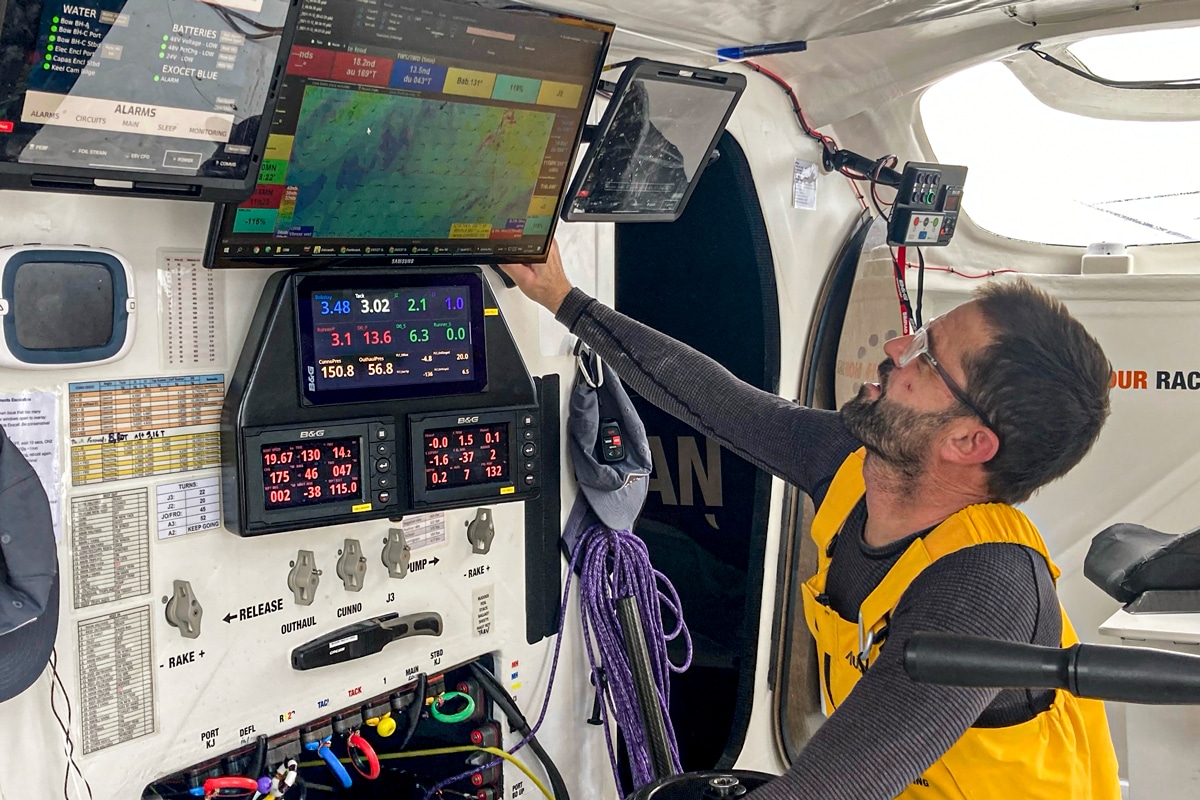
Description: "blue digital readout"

(317, 296), (352, 315)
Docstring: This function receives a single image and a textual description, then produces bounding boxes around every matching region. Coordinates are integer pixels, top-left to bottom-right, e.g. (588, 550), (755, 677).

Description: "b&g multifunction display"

(296, 272), (487, 406)
(261, 436), (362, 510)
(310, 285), (472, 390)
(423, 423), (509, 490)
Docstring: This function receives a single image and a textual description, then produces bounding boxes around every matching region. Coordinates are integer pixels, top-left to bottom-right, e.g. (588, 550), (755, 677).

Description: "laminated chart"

(69, 375), (224, 486)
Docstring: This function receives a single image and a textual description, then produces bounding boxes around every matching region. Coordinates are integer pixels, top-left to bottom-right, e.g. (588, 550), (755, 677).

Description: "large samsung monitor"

(204, 0), (614, 269)
(0, 0), (300, 201)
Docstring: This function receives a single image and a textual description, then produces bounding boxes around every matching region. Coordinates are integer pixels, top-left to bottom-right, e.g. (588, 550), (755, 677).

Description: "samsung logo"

(299, 429), (326, 438)
(390, 258), (415, 265)
(457, 416), (480, 424)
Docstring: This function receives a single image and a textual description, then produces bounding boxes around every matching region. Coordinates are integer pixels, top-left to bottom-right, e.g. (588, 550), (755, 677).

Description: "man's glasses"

(896, 324), (1000, 438)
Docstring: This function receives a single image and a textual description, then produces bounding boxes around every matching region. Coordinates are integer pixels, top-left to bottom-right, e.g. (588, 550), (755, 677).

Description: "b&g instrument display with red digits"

(237, 418), (399, 535)
(409, 409), (540, 508)
(261, 437), (363, 510)
(423, 424), (510, 490)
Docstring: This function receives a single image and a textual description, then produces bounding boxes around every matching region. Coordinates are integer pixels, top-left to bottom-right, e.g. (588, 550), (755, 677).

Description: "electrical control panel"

(886, 162), (968, 247)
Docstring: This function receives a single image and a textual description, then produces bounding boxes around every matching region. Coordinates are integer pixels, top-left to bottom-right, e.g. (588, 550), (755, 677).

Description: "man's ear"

(942, 422), (999, 465)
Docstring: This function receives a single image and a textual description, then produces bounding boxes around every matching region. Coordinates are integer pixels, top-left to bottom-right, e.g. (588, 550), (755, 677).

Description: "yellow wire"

(298, 745), (553, 800)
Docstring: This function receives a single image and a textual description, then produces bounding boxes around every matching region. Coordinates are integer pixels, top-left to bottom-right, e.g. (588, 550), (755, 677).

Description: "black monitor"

(561, 59), (746, 223)
(204, 0), (613, 269)
(0, 0), (300, 201)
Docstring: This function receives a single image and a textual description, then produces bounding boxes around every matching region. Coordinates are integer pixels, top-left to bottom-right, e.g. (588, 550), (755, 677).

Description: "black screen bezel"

(560, 58), (746, 224)
(0, 0), (302, 203)
(202, 1), (614, 269)
(295, 271), (488, 406)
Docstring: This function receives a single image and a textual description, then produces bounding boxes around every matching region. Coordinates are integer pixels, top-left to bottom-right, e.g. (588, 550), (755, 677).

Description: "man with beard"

(501, 243), (1120, 799)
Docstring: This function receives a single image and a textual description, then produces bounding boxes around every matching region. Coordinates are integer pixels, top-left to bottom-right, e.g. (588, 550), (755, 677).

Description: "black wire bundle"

(467, 663), (570, 800)
(400, 673), (428, 750)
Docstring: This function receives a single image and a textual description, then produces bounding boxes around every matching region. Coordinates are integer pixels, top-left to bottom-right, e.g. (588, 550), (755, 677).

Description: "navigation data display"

(0, 0), (298, 199)
(261, 437), (362, 510)
(424, 424), (509, 490)
(207, 0), (613, 267)
(296, 272), (487, 405)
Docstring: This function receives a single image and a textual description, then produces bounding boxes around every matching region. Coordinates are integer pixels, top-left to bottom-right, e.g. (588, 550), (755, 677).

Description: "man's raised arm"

(500, 243), (858, 494)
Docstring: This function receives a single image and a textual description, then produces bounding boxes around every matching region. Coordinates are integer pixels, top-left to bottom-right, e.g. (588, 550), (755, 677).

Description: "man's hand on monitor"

(500, 241), (573, 314)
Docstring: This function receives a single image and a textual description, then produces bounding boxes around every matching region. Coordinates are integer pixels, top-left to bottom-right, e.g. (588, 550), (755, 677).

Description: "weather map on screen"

(282, 84), (555, 240)
(207, 0), (613, 267)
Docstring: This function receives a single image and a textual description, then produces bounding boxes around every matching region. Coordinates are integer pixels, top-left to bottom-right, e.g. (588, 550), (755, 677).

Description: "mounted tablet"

(561, 59), (746, 223)
(0, 0), (300, 201)
(204, 0), (613, 269)
(0, 244), (136, 368)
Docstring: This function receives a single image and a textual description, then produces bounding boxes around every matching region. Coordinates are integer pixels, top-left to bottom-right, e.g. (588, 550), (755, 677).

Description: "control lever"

(288, 550), (321, 605)
(164, 580), (203, 639)
(291, 611), (444, 671)
(466, 508), (495, 555)
(382, 528), (412, 579)
(336, 538), (367, 592)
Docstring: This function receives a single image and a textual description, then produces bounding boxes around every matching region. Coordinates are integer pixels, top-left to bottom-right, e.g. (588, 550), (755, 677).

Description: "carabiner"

(574, 341), (603, 388)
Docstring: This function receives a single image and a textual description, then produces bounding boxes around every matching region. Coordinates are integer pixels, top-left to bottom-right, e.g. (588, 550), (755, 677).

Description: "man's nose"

(882, 335), (909, 364)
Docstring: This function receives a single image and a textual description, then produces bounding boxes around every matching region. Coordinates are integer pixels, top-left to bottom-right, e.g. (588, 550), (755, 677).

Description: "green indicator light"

(42, 63), (50, 70)
(160, 44), (166, 50)
(159, 52), (165, 58)
(46, 44), (53, 52)
(44, 53), (51, 61)
(50, 25), (57, 32)
(162, 34), (169, 41)
(48, 35), (55, 42)
(154, 75), (160, 82)
(52, 16), (59, 23)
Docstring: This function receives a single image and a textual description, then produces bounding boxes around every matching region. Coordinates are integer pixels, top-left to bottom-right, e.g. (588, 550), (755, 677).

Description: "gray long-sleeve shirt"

(556, 288), (1060, 799)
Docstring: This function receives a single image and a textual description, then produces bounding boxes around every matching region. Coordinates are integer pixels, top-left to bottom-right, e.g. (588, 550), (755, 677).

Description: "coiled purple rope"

(420, 523), (691, 799)
(577, 524), (693, 792)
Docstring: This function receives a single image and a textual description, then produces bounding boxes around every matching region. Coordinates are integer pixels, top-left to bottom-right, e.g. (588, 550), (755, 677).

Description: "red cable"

(904, 263), (1021, 280)
(894, 246), (911, 334)
(743, 60), (869, 210)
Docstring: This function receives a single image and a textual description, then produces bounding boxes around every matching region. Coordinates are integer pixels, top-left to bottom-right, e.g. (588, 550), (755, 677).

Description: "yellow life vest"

(800, 448), (1121, 799)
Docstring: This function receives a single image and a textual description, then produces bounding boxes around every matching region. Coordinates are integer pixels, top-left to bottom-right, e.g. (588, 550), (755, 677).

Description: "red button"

(0, 121), (13, 133)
